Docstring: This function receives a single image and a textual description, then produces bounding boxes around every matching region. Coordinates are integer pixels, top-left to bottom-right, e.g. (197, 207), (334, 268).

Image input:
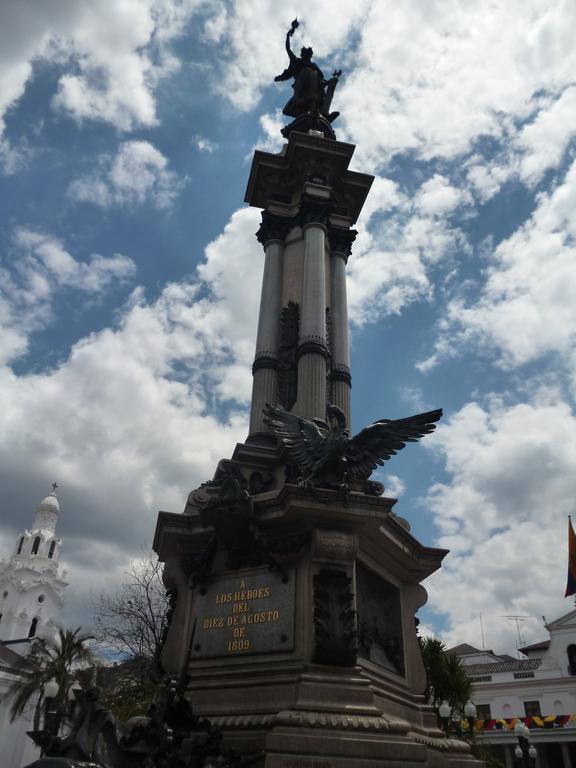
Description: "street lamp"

(41, 678), (60, 756)
(464, 700), (477, 738)
(67, 682), (82, 717)
(44, 678), (59, 700)
(513, 721), (537, 767)
(438, 699), (477, 739)
(439, 700), (451, 733)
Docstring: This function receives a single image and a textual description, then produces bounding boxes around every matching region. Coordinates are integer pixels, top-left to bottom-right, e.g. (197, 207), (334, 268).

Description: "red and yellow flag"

(565, 517), (576, 598)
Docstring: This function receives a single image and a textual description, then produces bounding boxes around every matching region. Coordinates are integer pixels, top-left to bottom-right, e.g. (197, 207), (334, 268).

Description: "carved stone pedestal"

(154, 462), (483, 768)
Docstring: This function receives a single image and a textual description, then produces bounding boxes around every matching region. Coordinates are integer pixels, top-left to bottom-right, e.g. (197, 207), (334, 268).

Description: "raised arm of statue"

(274, 19), (299, 82)
(285, 21), (298, 60)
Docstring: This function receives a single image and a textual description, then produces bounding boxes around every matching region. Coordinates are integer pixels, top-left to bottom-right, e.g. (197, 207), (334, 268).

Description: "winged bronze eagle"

(263, 403), (442, 488)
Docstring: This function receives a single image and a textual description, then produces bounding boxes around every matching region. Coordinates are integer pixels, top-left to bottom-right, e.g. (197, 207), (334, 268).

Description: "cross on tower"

(51, 481), (58, 492)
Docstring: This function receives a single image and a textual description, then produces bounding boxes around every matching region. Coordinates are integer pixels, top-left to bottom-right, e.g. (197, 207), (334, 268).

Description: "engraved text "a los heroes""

(215, 586), (271, 604)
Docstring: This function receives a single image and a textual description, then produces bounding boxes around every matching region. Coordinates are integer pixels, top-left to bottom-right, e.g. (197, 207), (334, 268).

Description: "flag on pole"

(565, 516), (576, 598)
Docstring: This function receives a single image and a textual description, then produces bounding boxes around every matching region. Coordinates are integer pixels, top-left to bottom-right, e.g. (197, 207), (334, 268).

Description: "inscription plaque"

(191, 570), (295, 658)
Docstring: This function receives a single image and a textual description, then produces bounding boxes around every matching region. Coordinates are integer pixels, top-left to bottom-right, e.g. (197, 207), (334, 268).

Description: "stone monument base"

(155, 462), (484, 768)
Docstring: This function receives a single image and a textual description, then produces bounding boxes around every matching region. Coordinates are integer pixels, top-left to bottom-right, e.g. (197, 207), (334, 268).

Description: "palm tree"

(0, 627), (94, 730)
(419, 636), (472, 715)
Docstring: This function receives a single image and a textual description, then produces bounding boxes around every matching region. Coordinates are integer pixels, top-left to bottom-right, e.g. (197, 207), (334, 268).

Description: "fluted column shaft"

(330, 250), (350, 425)
(249, 213), (292, 437)
(328, 227), (356, 429)
(296, 221), (327, 420)
(249, 239), (283, 435)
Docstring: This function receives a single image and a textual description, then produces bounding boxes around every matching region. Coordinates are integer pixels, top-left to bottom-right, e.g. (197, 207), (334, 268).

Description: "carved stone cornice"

(328, 226), (357, 261)
(208, 710), (409, 733)
(256, 211), (295, 246)
(409, 731), (473, 753)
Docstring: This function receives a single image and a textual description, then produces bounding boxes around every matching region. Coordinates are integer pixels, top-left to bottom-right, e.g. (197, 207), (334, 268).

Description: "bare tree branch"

(93, 552), (169, 670)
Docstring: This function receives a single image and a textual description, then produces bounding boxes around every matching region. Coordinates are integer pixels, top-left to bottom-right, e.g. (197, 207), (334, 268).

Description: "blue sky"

(1, 0), (576, 655)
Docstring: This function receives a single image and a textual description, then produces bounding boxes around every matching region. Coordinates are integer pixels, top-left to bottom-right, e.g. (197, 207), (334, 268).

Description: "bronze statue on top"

(274, 19), (342, 140)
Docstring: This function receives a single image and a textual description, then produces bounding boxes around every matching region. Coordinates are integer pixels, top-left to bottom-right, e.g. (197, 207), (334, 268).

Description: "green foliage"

(0, 627), (93, 729)
(97, 655), (156, 721)
(471, 742), (505, 768)
(419, 636), (472, 715)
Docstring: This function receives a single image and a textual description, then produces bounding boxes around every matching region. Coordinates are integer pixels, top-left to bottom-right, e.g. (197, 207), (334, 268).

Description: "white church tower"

(0, 489), (69, 768)
(0, 489), (68, 644)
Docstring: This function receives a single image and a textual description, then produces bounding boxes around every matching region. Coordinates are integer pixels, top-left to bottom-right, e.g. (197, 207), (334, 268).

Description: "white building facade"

(0, 491), (68, 768)
(452, 609), (576, 768)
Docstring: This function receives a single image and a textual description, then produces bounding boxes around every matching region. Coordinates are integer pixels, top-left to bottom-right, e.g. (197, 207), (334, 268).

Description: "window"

(476, 704), (492, 720)
(48, 541), (56, 559)
(2, 590), (7, 599)
(567, 644), (576, 676)
(38, 595), (45, 604)
(28, 617), (38, 638)
(524, 701), (541, 718)
(31, 536), (41, 555)
(17, 537), (24, 554)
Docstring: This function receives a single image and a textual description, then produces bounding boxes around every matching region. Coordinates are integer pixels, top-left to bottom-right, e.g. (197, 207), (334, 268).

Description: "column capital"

(299, 194), (334, 228)
(256, 211), (295, 246)
(328, 226), (357, 261)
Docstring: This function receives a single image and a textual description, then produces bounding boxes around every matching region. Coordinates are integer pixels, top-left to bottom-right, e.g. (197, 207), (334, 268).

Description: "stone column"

(562, 743), (573, 768)
(328, 227), (356, 428)
(296, 198), (330, 420)
(504, 745), (513, 768)
(249, 212), (291, 436)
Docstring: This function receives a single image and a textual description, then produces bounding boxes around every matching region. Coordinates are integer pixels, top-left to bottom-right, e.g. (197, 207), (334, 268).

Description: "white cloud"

(465, 158), (512, 203)
(516, 85), (576, 187)
(191, 134), (218, 153)
(0, 0), (203, 163)
(383, 474), (405, 498)
(423, 393), (576, 653)
(0, 228), (135, 365)
(68, 141), (185, 209)
(347, 179), (470, 325)
(419, 157), (576, 372)
(0, 207), (263, 586)
(356, 175), (404, 227)
(337, 0), (576, 169)
(202, 7), (227, 43)
(414, 175), (471, 217)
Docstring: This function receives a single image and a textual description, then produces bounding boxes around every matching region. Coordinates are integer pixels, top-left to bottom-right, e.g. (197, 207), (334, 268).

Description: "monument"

(152, 20), (483, 768)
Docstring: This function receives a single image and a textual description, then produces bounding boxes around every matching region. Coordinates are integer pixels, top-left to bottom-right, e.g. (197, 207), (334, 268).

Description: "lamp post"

(513, 721), (537, 767)
(464, 700), (477, 739)
(438, 699), (477, 740)
(41, 678), (60, 755)
(67, 682), (82, 716)
(439, 700), (451, 734)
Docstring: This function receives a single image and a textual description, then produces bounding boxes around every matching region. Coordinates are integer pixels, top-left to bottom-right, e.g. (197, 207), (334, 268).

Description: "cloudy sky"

(1, 0), (575, 657)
